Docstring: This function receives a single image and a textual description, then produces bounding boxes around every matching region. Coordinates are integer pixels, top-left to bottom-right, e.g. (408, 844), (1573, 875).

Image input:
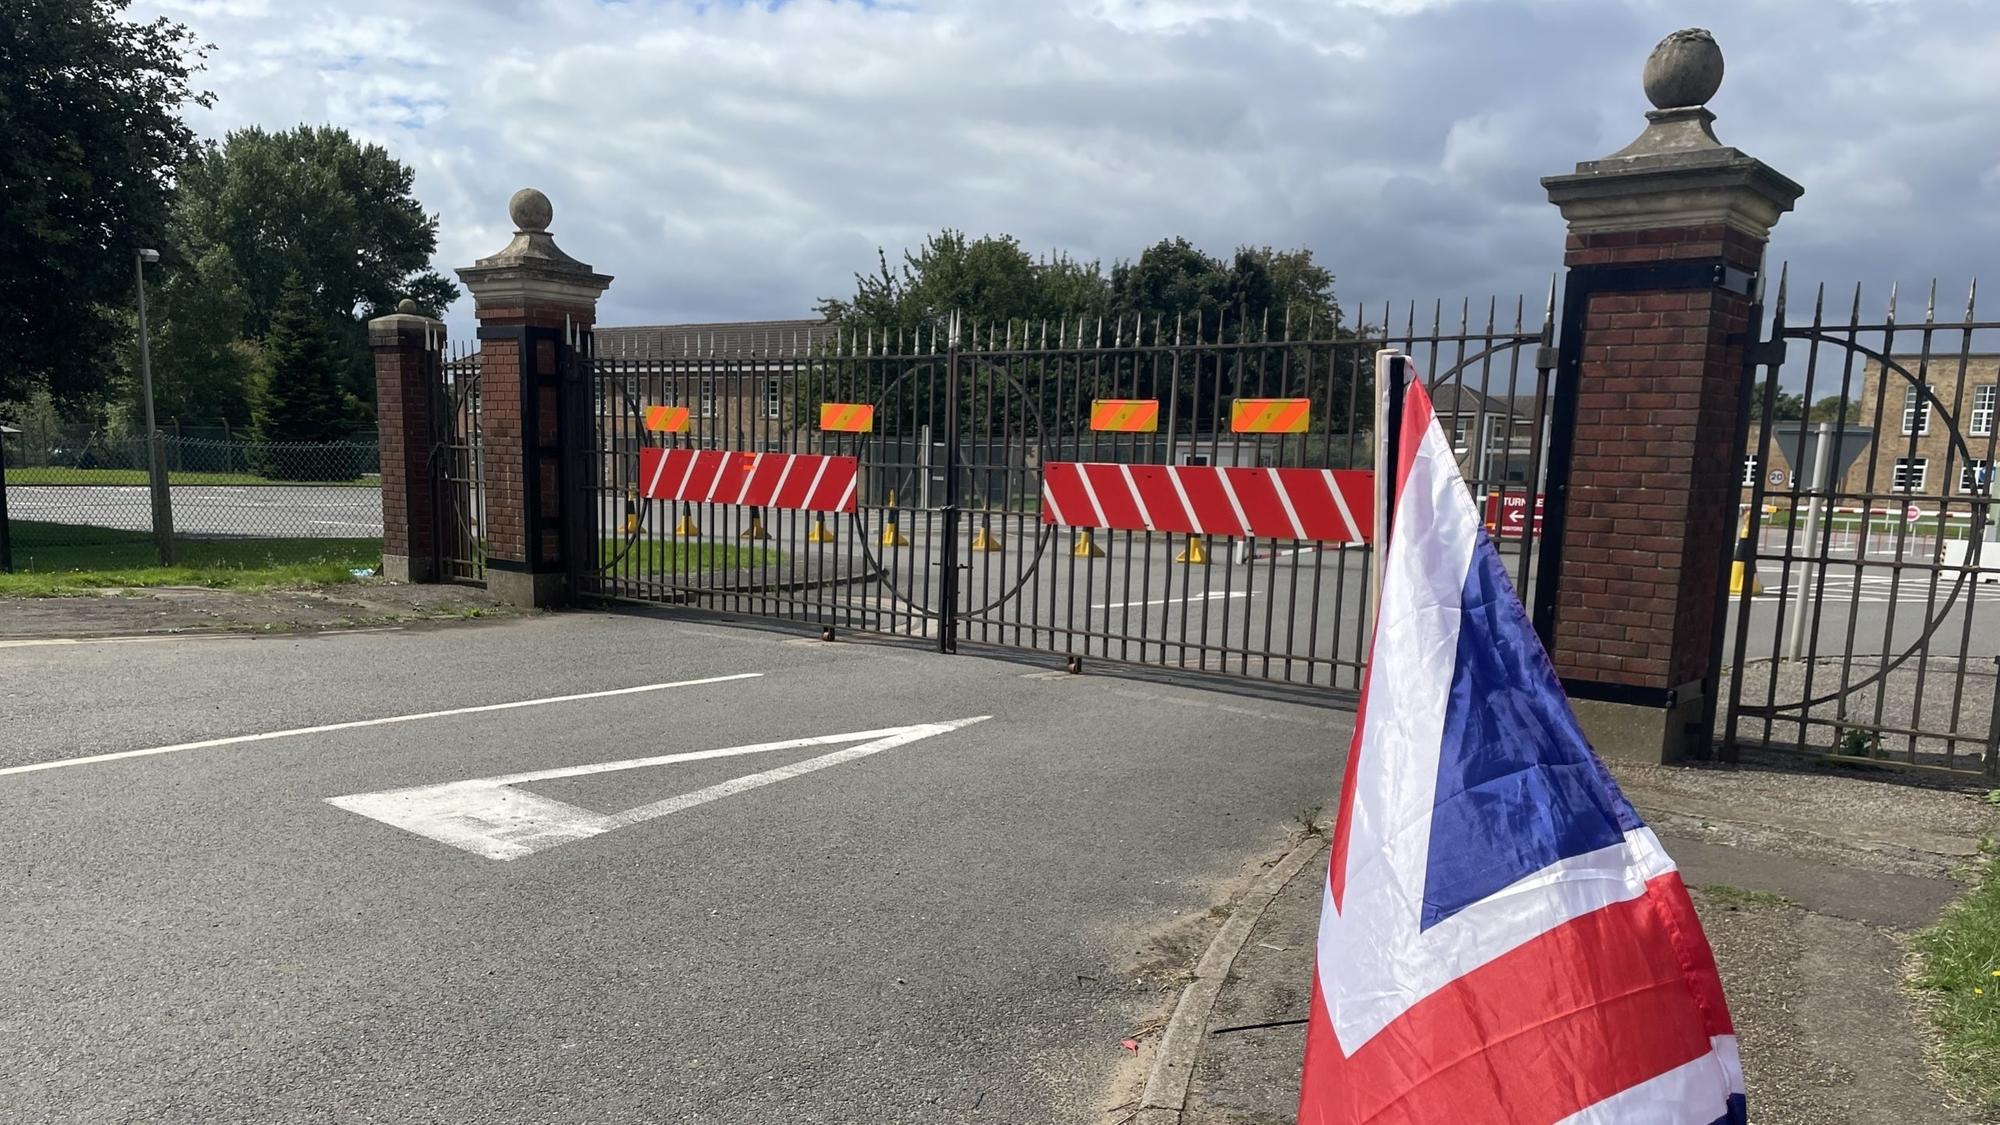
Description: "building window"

(1741, 456), (1759, 487)
(699, 379), (715, 418)
(764, 377), (783, 420)
(1973, 385), (1996, 437)
(1449, 416), (1472, 451)
(1892, 457), (1928, 492)
(1962, 459), (1992, 494)
(1903, 386), (1932, 436)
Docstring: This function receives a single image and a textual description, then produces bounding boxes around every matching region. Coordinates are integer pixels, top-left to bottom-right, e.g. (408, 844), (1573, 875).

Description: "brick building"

(594, 319), (840, 447)
(1837, 354), (2000, 503)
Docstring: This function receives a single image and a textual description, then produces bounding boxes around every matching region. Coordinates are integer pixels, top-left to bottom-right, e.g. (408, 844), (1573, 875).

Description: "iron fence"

(1727, 273), (2000, 777)
(577, 300), (1554, 693)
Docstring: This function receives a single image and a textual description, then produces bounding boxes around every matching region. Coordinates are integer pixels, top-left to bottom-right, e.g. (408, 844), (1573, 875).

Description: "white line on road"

(327, 716), (990, 860)
(1092, 590), (1250, 611)
(0, 673), (765, 779)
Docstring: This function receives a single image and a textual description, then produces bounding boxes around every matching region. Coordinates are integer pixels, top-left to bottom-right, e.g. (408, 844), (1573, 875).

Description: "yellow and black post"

(1728, 508), (1762, 595)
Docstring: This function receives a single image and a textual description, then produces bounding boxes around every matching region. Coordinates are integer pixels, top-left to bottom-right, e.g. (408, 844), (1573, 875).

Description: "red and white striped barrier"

(639, 448), (858, 514)
(1040, 461), (1376, 544)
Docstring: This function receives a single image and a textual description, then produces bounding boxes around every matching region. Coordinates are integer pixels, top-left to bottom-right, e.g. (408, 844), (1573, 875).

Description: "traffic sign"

(1767, 468), (1785, 486)
(819, 403), (875, 433)
(1482, 493), (1544, 539)
(1907, 504), (1922, 523)
(1090, 399), (1160, 432)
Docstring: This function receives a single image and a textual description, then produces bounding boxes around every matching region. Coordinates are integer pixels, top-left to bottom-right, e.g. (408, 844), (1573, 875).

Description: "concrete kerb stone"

(1132, 829), (1329, 1123)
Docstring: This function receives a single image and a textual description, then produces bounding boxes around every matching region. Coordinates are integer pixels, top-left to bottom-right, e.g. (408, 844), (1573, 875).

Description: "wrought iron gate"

(1726, 274), (2000, 777)
(576, 301), (1554, 694)
(433, 343), (485, 584)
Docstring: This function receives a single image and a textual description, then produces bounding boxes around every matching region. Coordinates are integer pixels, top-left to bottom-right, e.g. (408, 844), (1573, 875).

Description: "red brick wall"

(1553, 224), (1760, 690)
(480, 339), (526, 565)
(373, 336), (437, 564)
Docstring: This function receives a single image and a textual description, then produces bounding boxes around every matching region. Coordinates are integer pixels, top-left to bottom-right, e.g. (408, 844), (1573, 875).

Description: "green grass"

(1914, 859), (2000, 1111)
(600, 539), (782, 571)
(5, 467), (372, 486)
(1755, 508), (1976, 541)
(2, 521), (379, 596)
(1695, 884), (1796, 909)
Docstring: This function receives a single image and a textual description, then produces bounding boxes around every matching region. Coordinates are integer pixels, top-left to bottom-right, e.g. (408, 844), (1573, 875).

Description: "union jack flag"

(1299, 372), (1745, 1123)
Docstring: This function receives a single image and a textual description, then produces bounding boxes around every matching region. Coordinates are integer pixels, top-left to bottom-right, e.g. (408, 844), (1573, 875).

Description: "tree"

(816, 230), (1108, 337)
(0, 0), (209, 407)
(252, 276), (353, 476)
(1770, 391), (1806, 421)
(119, 245), (259, 429)
(169, 125), (457, 416)
(1808, 394), (1857, 423)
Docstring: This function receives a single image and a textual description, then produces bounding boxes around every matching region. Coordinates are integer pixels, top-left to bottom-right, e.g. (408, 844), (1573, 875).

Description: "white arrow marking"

(326, 717), (990, 861)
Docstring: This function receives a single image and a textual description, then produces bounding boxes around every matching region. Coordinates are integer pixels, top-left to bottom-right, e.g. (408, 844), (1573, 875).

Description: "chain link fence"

(1, 429), (384, 573)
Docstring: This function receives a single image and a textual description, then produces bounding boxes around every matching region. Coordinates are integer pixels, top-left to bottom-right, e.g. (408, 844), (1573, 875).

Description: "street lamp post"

(135, 248), (174, 564)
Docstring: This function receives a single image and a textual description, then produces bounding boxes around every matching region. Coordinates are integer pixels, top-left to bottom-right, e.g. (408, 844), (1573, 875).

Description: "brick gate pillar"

(370, 298), (445, 583)
(1537, 29), (1803, 763)
(456, 188), (612, 607)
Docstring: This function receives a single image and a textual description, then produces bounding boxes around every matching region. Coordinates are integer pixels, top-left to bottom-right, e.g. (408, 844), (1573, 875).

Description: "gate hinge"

(1533, 344), (1558, 372)
(1742, 338), (1787, 368)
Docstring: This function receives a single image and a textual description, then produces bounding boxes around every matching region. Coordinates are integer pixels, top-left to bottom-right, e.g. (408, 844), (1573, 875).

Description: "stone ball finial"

(1643, 28), (1723, 109)
(509, 187), (553, 233)
(396, 297), (419, 315)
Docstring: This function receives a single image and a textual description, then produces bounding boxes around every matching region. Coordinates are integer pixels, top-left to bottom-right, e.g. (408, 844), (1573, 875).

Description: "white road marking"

(1093, 590), (1250, 611)
(0, 673), (763, 779)
(327, 716), (990, 860)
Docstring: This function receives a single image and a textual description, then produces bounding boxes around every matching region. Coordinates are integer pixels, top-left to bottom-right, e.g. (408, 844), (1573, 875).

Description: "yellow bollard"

(622, 489), (640, 536)
(1175, 535), (1210, 565)
(672, 504), (701, 537)
(741, 507), (771, 541)
(970, 515), (1002, 552)
(1728, 509), (1762, 595)
(880, 489), (910, 547)
(807, 515), (836, 543)
(1073, 529), (1105, 558)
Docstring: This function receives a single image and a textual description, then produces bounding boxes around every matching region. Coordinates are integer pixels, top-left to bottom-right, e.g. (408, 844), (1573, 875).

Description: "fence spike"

(1925, 278), (1938, 325)
(1967, 277), (1980, 323)
(1886, 280), (1900, 325)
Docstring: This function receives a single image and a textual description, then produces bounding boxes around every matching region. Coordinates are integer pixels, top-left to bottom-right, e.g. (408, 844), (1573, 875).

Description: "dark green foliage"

(252, 276), (353, 476)
(0, 0), (209, 407)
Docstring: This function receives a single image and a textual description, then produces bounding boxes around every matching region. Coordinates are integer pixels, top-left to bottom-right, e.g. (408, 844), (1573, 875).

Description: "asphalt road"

(0, 612), (1347, 1124)
(7, 484), (383, 538)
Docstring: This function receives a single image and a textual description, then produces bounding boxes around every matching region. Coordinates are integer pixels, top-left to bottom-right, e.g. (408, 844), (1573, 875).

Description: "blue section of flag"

(1707, 1093), (1749, 1124)
(1420, 534), (1644, 930)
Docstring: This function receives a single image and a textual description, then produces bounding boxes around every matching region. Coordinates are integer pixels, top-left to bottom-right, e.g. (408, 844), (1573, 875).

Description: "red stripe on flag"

(1300, 872), (1721, 1125)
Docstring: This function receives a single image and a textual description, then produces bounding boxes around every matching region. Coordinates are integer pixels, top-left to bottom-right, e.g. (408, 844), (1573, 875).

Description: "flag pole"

(1372, 349), (1407, 618)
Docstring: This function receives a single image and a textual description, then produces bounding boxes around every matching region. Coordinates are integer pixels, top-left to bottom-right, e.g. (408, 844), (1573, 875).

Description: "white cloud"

(130, 0), (2000, 337)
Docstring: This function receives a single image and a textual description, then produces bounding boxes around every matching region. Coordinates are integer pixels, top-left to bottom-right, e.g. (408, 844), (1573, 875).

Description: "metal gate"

(1726, 274), (2000, 777)
(433, 342), (485, 584)
(577, 300), (1554, 694)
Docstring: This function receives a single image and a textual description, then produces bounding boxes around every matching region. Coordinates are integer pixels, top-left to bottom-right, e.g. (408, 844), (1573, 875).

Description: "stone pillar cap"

(1543, 28), (1802, 239)
(457, 188), (612, 310)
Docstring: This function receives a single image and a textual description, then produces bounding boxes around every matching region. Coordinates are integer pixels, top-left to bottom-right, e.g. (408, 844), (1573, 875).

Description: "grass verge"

(6, 468), (372, 486)
(2, 522), (379, 596)
(600, 539), (783, 571)
(1913, 857), (2000, 1112)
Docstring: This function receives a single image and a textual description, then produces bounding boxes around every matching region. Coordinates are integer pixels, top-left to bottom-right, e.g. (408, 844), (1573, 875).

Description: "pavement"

(0, 609), (1350, 1124)
(1160, 754), (1999, 1125)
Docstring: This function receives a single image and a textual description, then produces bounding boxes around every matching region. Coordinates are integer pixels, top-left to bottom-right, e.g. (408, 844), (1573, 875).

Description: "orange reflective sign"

(820, 403), (875, 433)
(645, 405), (690, 433)
(1231, 398), (1310, 434)
(1090, 399), (1160, 433)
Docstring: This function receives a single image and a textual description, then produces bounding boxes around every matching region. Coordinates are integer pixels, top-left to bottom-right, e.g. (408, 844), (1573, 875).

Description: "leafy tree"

(1808, 394), (1858, 423)
(170, 125), (456, 416)
(1770, 391), (1806, 421)
(252, 276), (353, 475)
(816, 230), (1108, 338)
(0, 0), (209, 407)
(119, 245), (259, 429)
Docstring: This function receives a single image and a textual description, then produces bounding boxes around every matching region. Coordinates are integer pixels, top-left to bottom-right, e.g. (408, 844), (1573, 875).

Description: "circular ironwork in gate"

(595, 362), (652, 573)
(848, 358), (1055, 618)
(1746, 335), (1986, 716)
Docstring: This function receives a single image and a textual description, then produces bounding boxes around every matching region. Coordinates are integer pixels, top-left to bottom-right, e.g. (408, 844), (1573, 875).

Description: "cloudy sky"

(133, 0), (1999, 336)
